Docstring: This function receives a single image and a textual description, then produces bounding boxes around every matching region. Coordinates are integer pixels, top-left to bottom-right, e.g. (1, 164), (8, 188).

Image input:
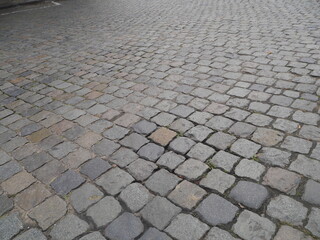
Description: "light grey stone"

(187, 143), (216, 162)
(204, 227), (240, 240)
(157, 151), (185, 170)
(289, 155), (320, 181)
(235, 159), (265, 181)
(0, 213), (23, 240)
(209, 151), (240, 172)
(230, 139), (261, 158)
(138, 143), (165, 161)
(127, 158), (157, 181)
(281, 136), (312, 154)
(302, 180), (320, 206)
(79, 232), (106, 240)
(169, 137), (196, 154)
(13, 228), (47, 240)
(306, 207), (320, 238)
(139, 228), (171, 240)
(200, 169), (235, 194)
(110, 147), (138, 167)
(175, 159), (208, 180)
(274, 225), (313, 240)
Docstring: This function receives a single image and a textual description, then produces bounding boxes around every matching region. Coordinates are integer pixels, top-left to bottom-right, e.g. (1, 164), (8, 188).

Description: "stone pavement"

(0, 0), (320, 239)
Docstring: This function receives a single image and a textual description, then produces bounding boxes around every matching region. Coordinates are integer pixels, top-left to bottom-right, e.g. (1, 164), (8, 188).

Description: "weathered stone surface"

(200, 169), (235, 194)
(138, 143), (165, 161)
(119, 183), (153, 212)
(1, 171), (35, 195)
(289, 155), (320, 181)
(50, 214), (89, 240)
(96, 167), (134, 195)
(14, 183), (51, 211)
(209, 151), (240, 172)
(165, 214), (209, 240)
(267, 195), (308, 226)
(235, 159), (265, 181)
(157, 151), (185, 170)
(281, 136), (312, 154)
(306, 207), (320, 238)
(79, 232), (106, 240)
(206, 132), (236, 150)
(195, 194), (238, 226)
(263, 168), (301, 194)
(206, 116), (234, 131)
(168, 180), (206, 210)
(230, 139), (261, 158)
(127, 158), (157, 181)
(252, 128), (283, 146)
(204, 227), (240, 240)
(185, 125), (213, 142)
(86, 196), (122, 227)
(302, 180), (320, 205)
(133, 120), (157, 135)
(149, 127), (177, 146)
(51, 170), (85, 195)
(28, 196), (67, 230)
(175, 159), (208, 180)
(0, 213), (23, 240)
(0, 161), (22, 181)
(299, 125), (320, 141)
(145, 169), (181, 196)
(258, 147), (291, 167)
(233, 210), (276, 240)
(70, 183), (104, 212)
(13, 228), (47, 240)
(120, 133), (149, 150)
(110, 147), (138, 167)
(169, 137), (196, 154)
(139, 228), (172, 240)
(228, 122), (256, 137)
(80, 157), (111, 180)
(92, 139), (120, 156)
(140, 196), (181, 230)
(0, 195), (13, 216)
(274, 225), (313, 240)
(187, 143), (215, 162)
(229, 181), (269, 209)
(104, 212), (144, 240)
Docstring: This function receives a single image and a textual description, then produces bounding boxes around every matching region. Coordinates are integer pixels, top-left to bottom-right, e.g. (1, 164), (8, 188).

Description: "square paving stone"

(1, 171), (36, 195)
(306, 207), (320, 238)
(139, 228), (172, 240)
(51, 170), (85, 195)
(86, 196), (122, 227)
(157, 151), (185, 170)
(200, 169), (235, 194)
(132, 120), (157, 135)
(274, 225), (313, 240)
(104, 212), (144, 240)
(281, 136), (312, 154)
(50, 214), (89, 240)
(96, 167), (134, 195)
(170, 118), (194, 133)
(28, 196), (67, 230)
(119, 183), (154, 212)
(149, 127), (177, 146)
(138, 143), (165, 161)
(206, 132), (236, 150)
(79, 232), (106, 240)
(103, 125), (129, 140)
(232, 210), (276, 240)
(205, 102), (229, 114)
(169, 137), (196, 155)
(188, 111), (213, 125)
(195, 194), (238, 226)
(14, 183), (51, 211)
(33, 160), (66, 184)
(205, 116), (234, 131)
(165, 213), (209, 240)
(187, 143), (216, 162)
(302, 180), (320, 205)
(229, 181), (269, 209)
(168, 180), (206, 210)
(245, 113), (273, 127)
(230, 139), (261, 158)
(234, 159), (265, 181)
(266, 195), (308, 226)
(228, 122), (256, 138)
(0, 213), (23, 240)
(204, 227), (240, 240)
(145, 169), (181, 196)
(0, 161), (22, 181)
(92, 139), (120, 156)
(185, 125), (213, 142)
(80, 157), (111, 180)
(140, 196), (181, 230)
(13, 228), (47, 240)
(175, 159), (208, 180)
(257, 147), (291, 167)
(208, 150), (240, 172)
(70, 183), (104, 212)
(170, 105), (195, 118)
(289, 155), (320, 181)
(120, 133), (149, 151)
(110, 147), (138, 167)
(0, 195), (13, 216)
(251, 128), (284, 147)
(76, 131), (102, 149)
(263, 167), (301, 194)
(127, 158), (157, 181)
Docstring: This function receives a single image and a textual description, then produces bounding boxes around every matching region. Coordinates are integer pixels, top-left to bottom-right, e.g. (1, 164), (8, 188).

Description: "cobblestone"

(1, 0), (320, 237)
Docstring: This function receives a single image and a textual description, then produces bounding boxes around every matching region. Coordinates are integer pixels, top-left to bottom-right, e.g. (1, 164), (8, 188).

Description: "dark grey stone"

(0, 161), (22, 181)
(21, 152), (53, 172)
(132, 120), (157, 135)
(92, 139), (120, 156)
(139, 228), (172, 240)
(110, 147), (138, 167)
(0, 195), (13, 216)
(13, 228), (47, 240)
(229, 181), (269, 209)
(127, 158), (157, 181)
(80, 157), (111, 180)
(20, 123), (42, 136)
(195, 194), (238, 226)
(51, 170), (85, 195)
(0, 213), (23, 240)
(302, 180), (320, 205)
(104, 213), (144, 240)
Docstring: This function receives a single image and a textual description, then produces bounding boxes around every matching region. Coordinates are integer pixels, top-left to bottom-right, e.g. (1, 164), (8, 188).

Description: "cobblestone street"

(0, 0), (320, 239)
